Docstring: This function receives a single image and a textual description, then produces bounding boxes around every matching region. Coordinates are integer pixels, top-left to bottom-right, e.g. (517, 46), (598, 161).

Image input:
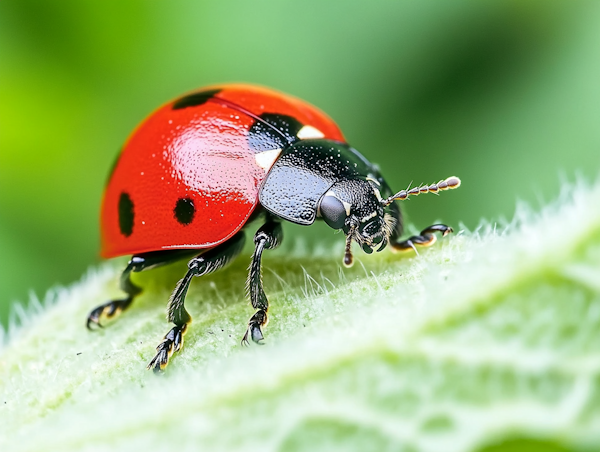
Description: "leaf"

(1, 182), (599, 452)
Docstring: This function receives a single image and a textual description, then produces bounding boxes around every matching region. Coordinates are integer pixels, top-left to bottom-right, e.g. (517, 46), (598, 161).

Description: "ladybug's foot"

(147, 324), (187, 373)
(241, 309), (268, 346)
(86, 297), (133, 329)
(392, 224), (453, 253)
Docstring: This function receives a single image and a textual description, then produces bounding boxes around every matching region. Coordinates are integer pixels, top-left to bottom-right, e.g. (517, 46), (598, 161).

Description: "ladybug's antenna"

(343, 227), (355, 267)
(381, 176), (461, 207)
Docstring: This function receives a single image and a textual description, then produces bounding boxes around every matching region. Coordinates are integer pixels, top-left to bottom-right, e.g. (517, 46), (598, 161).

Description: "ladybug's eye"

(320, 195), (348, 230)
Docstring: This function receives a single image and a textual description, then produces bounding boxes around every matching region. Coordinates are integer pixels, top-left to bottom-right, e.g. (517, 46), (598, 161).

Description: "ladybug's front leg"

(147, 232), (246, 373)
(392, 224), (453, 253)
(242, 219), (283, 346)
(386, 200), (453, 253)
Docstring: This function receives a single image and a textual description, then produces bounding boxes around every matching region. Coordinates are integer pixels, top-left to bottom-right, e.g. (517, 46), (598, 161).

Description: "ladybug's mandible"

(88, 84), (460, 372)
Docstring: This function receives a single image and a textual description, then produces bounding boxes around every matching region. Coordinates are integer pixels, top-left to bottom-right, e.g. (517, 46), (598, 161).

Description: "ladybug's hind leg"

(86, 250), (198, 329)
(86, 259), (141, 329)
(147, 232), (246, 373)
(242, 218), (283, 346)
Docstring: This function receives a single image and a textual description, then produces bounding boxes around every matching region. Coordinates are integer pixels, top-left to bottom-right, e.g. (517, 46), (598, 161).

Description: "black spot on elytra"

(247, 113), (304, 152)
(118, 192), (134, 237)
(172, 89), (221, 110)
(174, 198), (195, 225)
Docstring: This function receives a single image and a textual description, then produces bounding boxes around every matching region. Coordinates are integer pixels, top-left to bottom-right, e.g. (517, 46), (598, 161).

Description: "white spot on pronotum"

(297, 125), (325, 140)
(255, 149), (282, 172)
(342, 200), (351, 216)
(373, 187), (382, 201)
(366, 176), (380, 187)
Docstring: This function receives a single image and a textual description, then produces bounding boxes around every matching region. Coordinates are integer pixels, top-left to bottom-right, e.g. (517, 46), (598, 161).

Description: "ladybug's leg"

(86, 250), (198, 329)
(385, 192), (455, 253)
(147, 232), (246, 373)
(392, 224), (453, 253)
(86, 260), (140, 329)
(242, 219), (283, 346)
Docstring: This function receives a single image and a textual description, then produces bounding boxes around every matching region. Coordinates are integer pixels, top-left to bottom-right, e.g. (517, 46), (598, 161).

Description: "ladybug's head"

(318, 176), (461, 267)
(318, 178), (396, 266)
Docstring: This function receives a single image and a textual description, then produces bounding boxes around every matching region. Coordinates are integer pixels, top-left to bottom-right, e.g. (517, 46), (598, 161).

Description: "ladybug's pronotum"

(89, 84), (461, 372)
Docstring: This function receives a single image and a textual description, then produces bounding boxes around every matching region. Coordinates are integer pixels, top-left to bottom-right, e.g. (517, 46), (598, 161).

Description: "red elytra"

(101, 84), (345, 258)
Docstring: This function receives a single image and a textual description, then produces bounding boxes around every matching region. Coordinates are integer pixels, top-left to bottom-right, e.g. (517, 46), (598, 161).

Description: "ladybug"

(87, 84), (460, 372)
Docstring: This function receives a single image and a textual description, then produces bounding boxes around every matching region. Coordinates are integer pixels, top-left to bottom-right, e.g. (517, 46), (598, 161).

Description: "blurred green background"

(1, 1), (599, 326)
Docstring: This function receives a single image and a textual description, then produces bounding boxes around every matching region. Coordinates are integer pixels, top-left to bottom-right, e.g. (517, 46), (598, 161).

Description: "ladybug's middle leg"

(242, 219), (283, 346)
(147, 232), (246, 373)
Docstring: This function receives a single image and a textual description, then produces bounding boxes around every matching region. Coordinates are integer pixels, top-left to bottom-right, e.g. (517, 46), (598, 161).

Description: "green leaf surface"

(1, 182), (599, 452)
